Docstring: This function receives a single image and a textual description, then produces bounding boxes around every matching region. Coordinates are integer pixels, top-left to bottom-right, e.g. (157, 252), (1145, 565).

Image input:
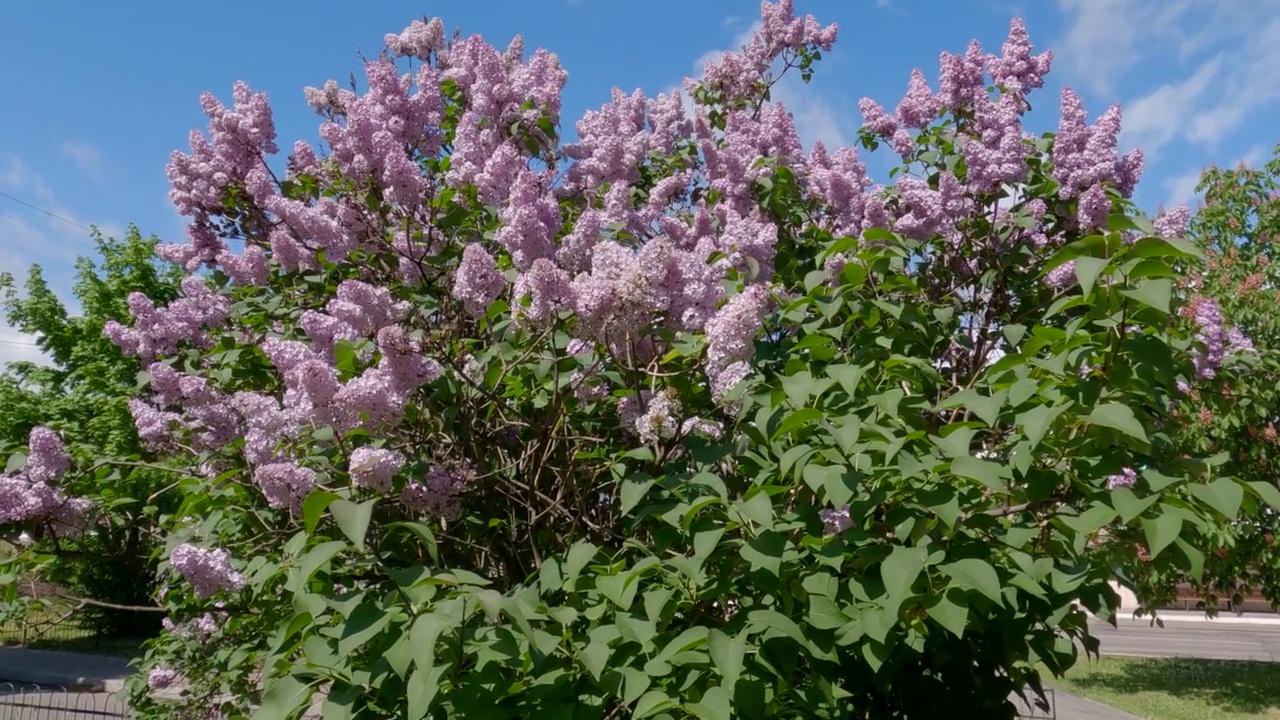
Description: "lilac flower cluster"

(147, 666), (177, 691)
(104, 277), (229, 362)
(1107, 467), (1137, 490)
(1051, 88), (1144, 208)
(1153, 204), (1191, 238)
(1187, 297), (1226, 379)
(0, 427), (91, 536)
(401, 466), (465, 520)
(162, 612), (220, 642)
(700, 0), (837, 102)
(348, 447), (404, 493)
(252, 462), (317, 511)
(169, 544), (245, 599)
(820, 505), (853, 535)
(635, 390), (682, 445)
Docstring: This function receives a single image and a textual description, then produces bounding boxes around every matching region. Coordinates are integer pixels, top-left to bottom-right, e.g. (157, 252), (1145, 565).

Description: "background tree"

(0, 226), (183, 635)
(1125, 145), (1280, 613)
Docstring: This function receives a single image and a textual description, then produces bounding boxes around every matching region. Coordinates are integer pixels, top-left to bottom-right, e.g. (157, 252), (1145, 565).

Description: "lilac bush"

(0, 2), (1267, 718)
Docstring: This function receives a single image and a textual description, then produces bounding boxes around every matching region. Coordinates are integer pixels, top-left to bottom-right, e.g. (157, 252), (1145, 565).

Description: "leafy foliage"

(1125, 144), (1280, 614)
(0, 226), (183, 633)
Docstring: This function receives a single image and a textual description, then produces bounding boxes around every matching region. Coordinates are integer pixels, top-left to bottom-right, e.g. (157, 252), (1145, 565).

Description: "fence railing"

(0, 602), (147, 657)
(0, 682), (127, 719)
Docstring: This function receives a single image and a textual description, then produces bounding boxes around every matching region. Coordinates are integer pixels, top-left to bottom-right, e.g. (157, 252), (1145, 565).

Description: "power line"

(0, 191), (91, 232)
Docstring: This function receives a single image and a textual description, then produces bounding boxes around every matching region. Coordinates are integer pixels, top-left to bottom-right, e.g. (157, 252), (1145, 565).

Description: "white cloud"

(0, 157), (56, 206)
(1120, 56), (1220, 156)
(1059, 0), (1280, 163)
(1163, 144), (1270, 207)
(0, 328), (49, 368)
(1239, 144), (1269, 169)
(60, 141), (105, 184)
(1163, 167), (1203, 207)
(0, 154), (121, 342)
(1054, 0), (1168, 95)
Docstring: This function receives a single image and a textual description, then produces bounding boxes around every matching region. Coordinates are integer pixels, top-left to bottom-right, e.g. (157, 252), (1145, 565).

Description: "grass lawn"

(1048, 656), (1280, 719)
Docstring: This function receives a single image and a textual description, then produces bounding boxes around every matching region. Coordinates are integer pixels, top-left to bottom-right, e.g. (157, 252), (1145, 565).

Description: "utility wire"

(0, 191), (92, 232)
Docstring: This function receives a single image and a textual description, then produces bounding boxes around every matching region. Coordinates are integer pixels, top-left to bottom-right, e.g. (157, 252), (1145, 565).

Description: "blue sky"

(1, 0), (1277, 363)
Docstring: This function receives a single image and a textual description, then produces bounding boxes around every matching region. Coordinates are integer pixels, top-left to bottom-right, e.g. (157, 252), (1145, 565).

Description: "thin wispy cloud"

(1057, 0), (1280, 165)
(60, 141), (106, 184)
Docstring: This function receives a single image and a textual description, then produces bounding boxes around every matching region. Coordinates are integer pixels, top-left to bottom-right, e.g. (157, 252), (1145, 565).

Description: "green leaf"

(738, 490), (774, 528)
(773, 407), (824, 439)
(1003, 323), (1028, 347)
(1187, 478), (1245, 519)
(1074, 256), (1109, 296)
(747, 609), (808, 647)
(633, 690), (678, 719)
(932, 425), (976, 459)
(409, 613), (451, 671)
(708, 629), (746, 688)
(302, 490), (338, 536)
(826, 363), (866, 395)
(740, 531), (786, 577)
(621, 474), (655, 516)
(1120, 278), (1172, 314)
(337, 602), (392, 656)
(562, 541), (597, 586)
(1065, 504), (1119, 536)
(951, 456), (1007, 491)
(803, 464), (855, 507)
(1017, 404), (1061, 451)
(948, 389), (1005, 427)
(5, 452), (26, 474)
(880, 545), (928, 605)
(1141, 513), (1182, 558)
(1111, 488), (1159, 524)
(580, 639), (610, 681)
(295, 541), (346, 584)
(332, 340), (358, 377)
(330, 499), (376, 551)
(1086, 404), (1149, 443)
(1249, 481), (1280, 509)
(1130, 235), (1204, 260)
(385, 521), (440, 565)
(925, 588), (969, 638)
(406, 664), (447, 719)
(253, 674), (311, 720)
(829, 415), (862, 453)
(941, 558), (1004, 606)
(686, 685), (732, 720)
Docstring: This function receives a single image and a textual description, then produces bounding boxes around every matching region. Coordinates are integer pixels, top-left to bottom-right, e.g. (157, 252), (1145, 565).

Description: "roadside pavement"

(0, 646), (131, 692)
(1012, 688), (1142, 720)
(1088, 612), (1280, 661)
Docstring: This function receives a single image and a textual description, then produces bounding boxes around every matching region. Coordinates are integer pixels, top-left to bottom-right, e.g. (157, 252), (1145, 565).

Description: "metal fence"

(0, 601), (149, 657)
(0, 683), (126, 719)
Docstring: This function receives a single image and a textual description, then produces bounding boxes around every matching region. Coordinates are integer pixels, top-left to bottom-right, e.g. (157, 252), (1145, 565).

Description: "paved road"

(1089, 615), (1280, 661)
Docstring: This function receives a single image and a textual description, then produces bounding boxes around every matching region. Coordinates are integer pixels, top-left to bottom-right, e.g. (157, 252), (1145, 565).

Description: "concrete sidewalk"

(0, 647), (131, 692)
(1013, 688), (1142, 720)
